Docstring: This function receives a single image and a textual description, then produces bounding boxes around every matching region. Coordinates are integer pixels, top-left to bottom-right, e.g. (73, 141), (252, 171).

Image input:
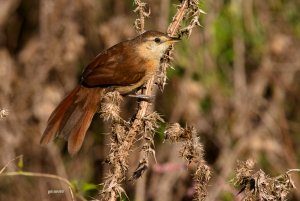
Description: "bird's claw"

(128, 94), (154, 102)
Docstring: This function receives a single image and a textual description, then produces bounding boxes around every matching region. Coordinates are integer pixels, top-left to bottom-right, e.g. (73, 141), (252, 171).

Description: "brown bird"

(40, 31), (180, 154)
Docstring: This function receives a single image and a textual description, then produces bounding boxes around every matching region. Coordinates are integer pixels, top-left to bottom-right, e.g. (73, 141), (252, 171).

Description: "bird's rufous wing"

(81, 41), (146, 87)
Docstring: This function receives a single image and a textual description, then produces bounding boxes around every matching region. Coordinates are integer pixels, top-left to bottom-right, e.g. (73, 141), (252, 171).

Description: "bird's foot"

(128, 94), (154, 102)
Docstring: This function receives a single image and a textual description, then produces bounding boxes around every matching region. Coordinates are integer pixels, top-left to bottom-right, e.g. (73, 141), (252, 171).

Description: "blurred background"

(0, 0), (300, 200)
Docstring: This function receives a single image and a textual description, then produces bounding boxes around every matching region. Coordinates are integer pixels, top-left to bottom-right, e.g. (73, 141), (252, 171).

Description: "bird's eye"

(154, 37), (161, 43)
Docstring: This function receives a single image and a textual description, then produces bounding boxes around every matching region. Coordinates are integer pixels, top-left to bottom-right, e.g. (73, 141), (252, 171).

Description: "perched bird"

(40, 31), (180, 154)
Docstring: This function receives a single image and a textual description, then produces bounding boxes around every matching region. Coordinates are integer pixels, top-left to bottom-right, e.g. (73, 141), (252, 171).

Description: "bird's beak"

(165, 36), (181, 44)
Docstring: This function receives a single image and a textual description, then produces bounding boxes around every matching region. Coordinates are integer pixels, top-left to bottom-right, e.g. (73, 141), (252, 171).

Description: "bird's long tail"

(40, 86), (103, 154)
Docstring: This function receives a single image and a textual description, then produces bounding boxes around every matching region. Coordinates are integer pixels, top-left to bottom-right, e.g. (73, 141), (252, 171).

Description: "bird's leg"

(127, 94), (154, 102)
(127, 87), (154, 102)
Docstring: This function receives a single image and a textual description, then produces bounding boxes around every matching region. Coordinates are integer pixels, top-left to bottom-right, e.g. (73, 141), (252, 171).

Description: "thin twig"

(286, 169), (300, 174)
(0, 155), (22, 174)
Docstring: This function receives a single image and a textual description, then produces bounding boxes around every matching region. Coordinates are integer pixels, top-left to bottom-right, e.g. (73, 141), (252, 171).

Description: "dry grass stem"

(0, 170), (88, 201)
(0, 155), (90, 200)
(0, 155), (22, 175)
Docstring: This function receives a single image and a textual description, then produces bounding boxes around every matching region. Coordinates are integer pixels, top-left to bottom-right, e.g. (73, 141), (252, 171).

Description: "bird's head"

(133, 31), (180, 61)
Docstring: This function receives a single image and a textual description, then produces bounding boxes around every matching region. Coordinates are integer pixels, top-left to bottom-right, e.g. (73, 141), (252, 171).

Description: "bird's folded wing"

(81, 42), (146, 87)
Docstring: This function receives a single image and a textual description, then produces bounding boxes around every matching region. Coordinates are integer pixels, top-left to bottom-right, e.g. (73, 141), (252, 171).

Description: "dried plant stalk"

(99, 92), (129, 200)
(131, 112), (164, 180)
(100, 0), (203, 200)
(134, 0), (150, 34)
(158, 0), (203, 90)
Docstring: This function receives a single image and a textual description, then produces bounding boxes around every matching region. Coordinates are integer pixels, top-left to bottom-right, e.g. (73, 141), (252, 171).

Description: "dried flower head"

(234, 160), (255, 188)
(100, 91), (123, 122)
(165, 123), (192, 142)
(194, 164), (211, 201)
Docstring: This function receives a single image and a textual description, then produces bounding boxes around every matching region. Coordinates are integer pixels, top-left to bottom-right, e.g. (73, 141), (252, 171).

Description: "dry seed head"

(180, 138), (204, 163)
(111, 124), (127, 143)
(144, 112), (164, 133)
(164, 123), (184, 141)
(100, 91), (123, 122)
(165, 123), (193, 142)
(194, 164), (211, 201)
(234, 159), (255, 186)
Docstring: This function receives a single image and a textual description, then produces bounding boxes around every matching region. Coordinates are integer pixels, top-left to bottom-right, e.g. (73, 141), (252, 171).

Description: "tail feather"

(68, 108), (95, 154)
(40, 86), (102, 154)
(40, 86), (80, 144)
